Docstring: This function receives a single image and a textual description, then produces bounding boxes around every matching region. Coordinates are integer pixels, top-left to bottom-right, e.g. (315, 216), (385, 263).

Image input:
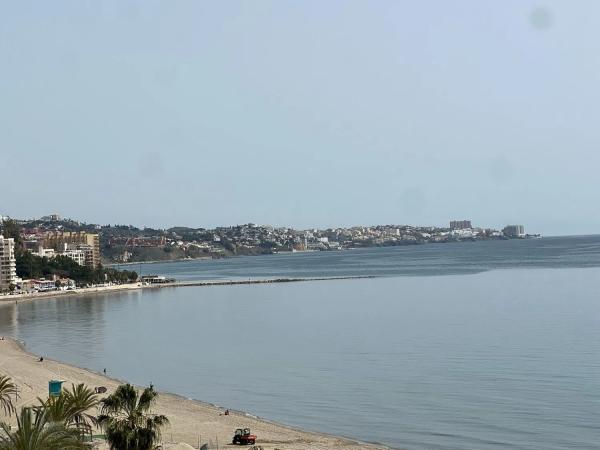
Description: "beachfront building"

(0, 235), (17, 291)
(31, 279), (56, 292)
(43, 231), (101, 268)
(141, 275), (175, 284)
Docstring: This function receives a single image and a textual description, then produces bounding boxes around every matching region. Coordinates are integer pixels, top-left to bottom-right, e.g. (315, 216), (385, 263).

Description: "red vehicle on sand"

(232, 428), (257, 445)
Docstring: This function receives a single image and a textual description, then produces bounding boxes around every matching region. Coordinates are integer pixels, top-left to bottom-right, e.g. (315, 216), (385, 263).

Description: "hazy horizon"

(2, 1), (599, 235)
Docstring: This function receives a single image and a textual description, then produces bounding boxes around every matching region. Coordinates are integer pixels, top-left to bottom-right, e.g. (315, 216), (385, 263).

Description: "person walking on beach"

(103, 368), (106, 375)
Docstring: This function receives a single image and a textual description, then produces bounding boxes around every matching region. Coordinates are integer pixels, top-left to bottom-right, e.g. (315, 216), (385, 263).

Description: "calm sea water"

(1, 236), (599, 450)
(127, 235), (600, 280)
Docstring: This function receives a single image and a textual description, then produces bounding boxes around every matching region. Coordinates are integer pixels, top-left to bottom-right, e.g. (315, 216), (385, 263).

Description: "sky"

(1, 1), (599, 235)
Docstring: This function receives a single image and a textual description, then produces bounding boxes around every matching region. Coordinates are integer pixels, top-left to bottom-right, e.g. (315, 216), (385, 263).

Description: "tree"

(1, 219), (22, 249)
(0, 375), (17, 417)
(15, 250), (135, 286)
(63, 383), (99, 435)
(0, 407), (83, 450)
(98, 384), (169, 450)
(37, 394), (71, 424)
(36, 384), (98, 438)
(54, 280), (62, 289)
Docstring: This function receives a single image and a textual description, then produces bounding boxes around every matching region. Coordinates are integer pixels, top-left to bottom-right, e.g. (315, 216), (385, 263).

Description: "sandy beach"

(0, 338), (388, 450)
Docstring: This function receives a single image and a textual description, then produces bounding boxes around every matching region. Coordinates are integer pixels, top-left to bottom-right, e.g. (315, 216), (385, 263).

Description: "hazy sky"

(1, 1), (599, 235)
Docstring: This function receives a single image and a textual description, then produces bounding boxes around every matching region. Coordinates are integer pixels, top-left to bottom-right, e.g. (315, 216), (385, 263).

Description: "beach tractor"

(232, 428), (257, 445)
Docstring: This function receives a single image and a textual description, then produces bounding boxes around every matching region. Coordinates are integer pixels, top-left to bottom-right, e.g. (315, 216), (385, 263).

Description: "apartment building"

(450, 220), (472, 230)
(503, 225), (525, 238)
(0, 235), (17, 291)
(62, 247), (86, 266)
(43, 232), (101, 268)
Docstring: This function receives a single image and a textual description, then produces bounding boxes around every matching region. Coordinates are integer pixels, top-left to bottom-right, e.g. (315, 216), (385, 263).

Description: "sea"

(0, 236), (599, 450)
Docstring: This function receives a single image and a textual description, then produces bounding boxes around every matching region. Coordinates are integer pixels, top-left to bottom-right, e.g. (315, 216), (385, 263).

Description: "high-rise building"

(449, 220), (472, 230)
(502, 225), (525, 237)
(0, 235), (17, 291)
(43, 232), (101, 268)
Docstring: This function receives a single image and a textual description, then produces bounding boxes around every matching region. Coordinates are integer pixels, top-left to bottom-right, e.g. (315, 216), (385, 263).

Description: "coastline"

(105, 236), (537, 268)
(0, 337), (390, 450)
(0, 276), (375, 303)
(0, 282), (144, 303)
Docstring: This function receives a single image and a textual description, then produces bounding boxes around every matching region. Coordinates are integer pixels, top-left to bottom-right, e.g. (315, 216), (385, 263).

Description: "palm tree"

(0, 375), (18, 417)
(0, 407), (83, 450)
(98, 384), (169, 450)
(63, 383), (99, 435)
(36, 384), (98, 438)
(36, 395), (71, 424)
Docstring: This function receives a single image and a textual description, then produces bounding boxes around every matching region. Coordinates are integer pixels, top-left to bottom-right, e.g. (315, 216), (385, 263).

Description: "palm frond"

(0, 407), (84, 450)
(0, 375), (18, 417)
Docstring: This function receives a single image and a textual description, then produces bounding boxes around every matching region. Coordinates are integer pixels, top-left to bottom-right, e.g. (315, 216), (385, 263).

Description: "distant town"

(0, 213), (536, 294)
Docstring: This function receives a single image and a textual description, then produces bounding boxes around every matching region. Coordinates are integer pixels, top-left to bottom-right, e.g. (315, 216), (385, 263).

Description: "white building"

(450, 229), (474, 238)
(0, 235), (17, 291)
(32, 279), (56, 292)
(61, 248), (86, 266)
(36, 247), (56, 258)
(34, 243), (86, 266)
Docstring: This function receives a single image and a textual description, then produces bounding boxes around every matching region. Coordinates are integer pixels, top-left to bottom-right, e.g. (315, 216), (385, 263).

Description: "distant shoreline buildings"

(39, 231), (101, 268)
(502, 225), (525, 238)
(0, 229), (103, 293)
(0, 214), (536, 278)
(449, 220), (472, 230)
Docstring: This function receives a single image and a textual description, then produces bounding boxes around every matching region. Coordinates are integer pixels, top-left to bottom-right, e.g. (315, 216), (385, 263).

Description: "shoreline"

(0, 282), (144, 303)
(0, 276), (376, 303)
(0, 337), (390, 450)
(104, 236), (542, 267)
